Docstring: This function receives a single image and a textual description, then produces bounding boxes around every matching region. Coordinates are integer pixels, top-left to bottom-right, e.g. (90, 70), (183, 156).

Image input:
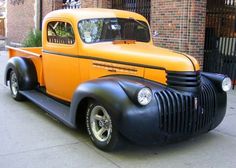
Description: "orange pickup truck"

(5, 8), (232, 151)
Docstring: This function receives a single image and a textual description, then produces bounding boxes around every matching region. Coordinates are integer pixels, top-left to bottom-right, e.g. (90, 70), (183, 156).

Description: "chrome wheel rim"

(90, 105), (112, 142)
(10, 72), (19, 96)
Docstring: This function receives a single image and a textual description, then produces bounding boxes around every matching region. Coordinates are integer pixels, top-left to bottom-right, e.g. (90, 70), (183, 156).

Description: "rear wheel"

(9, 70), (24, 101)
(86, 102), (122, 151)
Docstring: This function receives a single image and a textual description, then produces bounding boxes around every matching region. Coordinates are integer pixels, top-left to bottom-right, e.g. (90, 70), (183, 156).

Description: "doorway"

(204, 0), (236, 88)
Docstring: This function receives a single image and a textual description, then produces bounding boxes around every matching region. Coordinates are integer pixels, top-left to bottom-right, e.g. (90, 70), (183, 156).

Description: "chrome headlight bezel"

(222, 77), (232, 92)
(137, 87), (152, 106)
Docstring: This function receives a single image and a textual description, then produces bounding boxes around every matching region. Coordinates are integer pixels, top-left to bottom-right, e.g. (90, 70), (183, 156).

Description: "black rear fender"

(5, 57), (38, 90)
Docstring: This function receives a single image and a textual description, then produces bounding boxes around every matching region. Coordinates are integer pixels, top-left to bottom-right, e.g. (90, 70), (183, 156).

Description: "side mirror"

(152, 31), (159, 38)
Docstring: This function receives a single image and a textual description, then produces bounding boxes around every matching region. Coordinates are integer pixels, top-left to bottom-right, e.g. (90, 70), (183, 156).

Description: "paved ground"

(0, 51), (236, 168)
(0, 41), (6, 51)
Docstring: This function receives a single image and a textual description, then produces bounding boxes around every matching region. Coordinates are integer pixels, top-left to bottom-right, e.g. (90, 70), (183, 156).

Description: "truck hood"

(82, 42), (200, 72)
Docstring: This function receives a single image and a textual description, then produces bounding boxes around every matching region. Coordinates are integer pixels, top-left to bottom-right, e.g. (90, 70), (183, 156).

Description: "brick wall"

(6, 0), (62, 44)
(151, 0), (207, 67)
(42, 0), (53, 19)
(99, 0), (112, 8)
(42, 0), (62, 20)
(7, 0), (35, 44)
(81, 0), (98, 8)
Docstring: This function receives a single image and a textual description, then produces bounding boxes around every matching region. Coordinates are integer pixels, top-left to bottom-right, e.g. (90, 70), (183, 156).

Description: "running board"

(20, 90), (75, 128)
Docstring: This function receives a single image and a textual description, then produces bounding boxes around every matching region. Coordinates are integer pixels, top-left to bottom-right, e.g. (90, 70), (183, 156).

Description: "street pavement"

(0, 51), (236, 168)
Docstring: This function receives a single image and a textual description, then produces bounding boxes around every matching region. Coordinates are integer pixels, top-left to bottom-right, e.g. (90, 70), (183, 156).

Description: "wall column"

(6, 0), (35, 44)
(151, 0), (207, 67)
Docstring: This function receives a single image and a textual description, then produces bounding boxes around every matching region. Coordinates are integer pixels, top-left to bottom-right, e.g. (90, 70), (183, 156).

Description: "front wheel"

(9, 70), (24, 101)
(86, 102), (122, 151)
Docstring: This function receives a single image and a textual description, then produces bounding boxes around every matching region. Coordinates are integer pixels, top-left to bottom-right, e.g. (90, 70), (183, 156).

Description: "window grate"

(112, 0), (151, 22)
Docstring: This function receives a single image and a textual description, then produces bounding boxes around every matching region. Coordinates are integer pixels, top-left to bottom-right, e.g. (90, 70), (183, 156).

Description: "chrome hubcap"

(10, 72), (18, 96)
(90, 105), (112, 142)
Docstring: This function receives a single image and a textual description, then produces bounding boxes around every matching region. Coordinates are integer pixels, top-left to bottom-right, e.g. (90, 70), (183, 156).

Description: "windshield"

(78, 18), (150, 43)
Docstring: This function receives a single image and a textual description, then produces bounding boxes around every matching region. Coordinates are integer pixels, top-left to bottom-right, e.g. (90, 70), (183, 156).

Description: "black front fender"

(70, 77), (137, 127)
(69, 76), (164, 143)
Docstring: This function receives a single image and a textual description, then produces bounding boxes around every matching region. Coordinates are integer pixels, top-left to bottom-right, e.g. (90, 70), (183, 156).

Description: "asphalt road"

(0, 51), (236, 168)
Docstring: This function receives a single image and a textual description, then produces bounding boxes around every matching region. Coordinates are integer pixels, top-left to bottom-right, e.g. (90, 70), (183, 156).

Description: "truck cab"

(5, 8), (232, 151)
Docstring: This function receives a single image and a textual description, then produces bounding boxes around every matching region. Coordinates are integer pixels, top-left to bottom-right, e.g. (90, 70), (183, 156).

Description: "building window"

(47, 21), (75, 44)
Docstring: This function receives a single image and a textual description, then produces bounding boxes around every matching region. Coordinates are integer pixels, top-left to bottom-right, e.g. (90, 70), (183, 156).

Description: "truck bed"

(7, 46), (42, 57)
(7, 46), (44, 86)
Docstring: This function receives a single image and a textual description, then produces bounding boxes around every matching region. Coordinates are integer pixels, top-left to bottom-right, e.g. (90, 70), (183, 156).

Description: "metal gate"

(62, 0), (81, 9)
(112, 0), (151, 22)
(204, 0), (236, 88)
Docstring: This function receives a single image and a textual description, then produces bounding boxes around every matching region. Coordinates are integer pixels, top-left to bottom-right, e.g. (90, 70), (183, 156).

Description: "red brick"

(151, 0), (206, 68)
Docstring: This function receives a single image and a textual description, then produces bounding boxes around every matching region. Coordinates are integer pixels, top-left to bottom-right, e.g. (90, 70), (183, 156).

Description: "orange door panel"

(42, 53), (79, 101)
(79, 59), (144, 82)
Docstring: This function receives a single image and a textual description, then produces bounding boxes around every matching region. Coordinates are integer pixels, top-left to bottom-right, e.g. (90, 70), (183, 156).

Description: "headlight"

(137, 87), (152, 106)
(222, 77), (232, 92)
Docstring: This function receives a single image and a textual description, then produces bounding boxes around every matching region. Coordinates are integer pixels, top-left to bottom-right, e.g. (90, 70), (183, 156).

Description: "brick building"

(6, 0), (236, 73)
(6, 0), (60, 44)
(0, 0), (5, 36)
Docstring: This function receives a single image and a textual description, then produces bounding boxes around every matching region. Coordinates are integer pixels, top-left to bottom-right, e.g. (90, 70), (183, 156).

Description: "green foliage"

(23, 29), (42, 47)
(48, 22), (74, 38)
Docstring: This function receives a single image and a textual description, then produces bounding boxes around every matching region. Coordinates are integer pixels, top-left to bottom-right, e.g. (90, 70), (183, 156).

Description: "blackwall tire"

(86, 102), (122, 151)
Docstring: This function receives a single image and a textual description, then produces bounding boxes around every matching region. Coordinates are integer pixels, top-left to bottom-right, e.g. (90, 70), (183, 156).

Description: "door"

(204, 0), (236, 88)
(43, 20), (80, 101)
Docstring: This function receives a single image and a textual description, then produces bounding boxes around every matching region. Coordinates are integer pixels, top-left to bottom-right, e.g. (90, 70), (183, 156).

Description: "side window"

(47, 21), (75, 44)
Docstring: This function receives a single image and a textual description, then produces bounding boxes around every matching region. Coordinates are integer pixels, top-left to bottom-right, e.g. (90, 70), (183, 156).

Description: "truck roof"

(44, 8), (148, 23)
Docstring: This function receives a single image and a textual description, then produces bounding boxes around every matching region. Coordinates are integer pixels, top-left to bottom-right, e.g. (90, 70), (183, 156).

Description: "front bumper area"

(119, 76), (227, 144)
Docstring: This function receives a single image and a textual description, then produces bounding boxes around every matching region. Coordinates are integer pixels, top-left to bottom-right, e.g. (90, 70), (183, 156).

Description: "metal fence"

(62, 0), (81, 9)
(204, 0), (236, 89)
(112, 0), (151, 22)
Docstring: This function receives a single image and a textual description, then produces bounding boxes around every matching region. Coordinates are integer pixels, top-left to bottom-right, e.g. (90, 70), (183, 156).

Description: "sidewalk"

(0, 50), (236, 168)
